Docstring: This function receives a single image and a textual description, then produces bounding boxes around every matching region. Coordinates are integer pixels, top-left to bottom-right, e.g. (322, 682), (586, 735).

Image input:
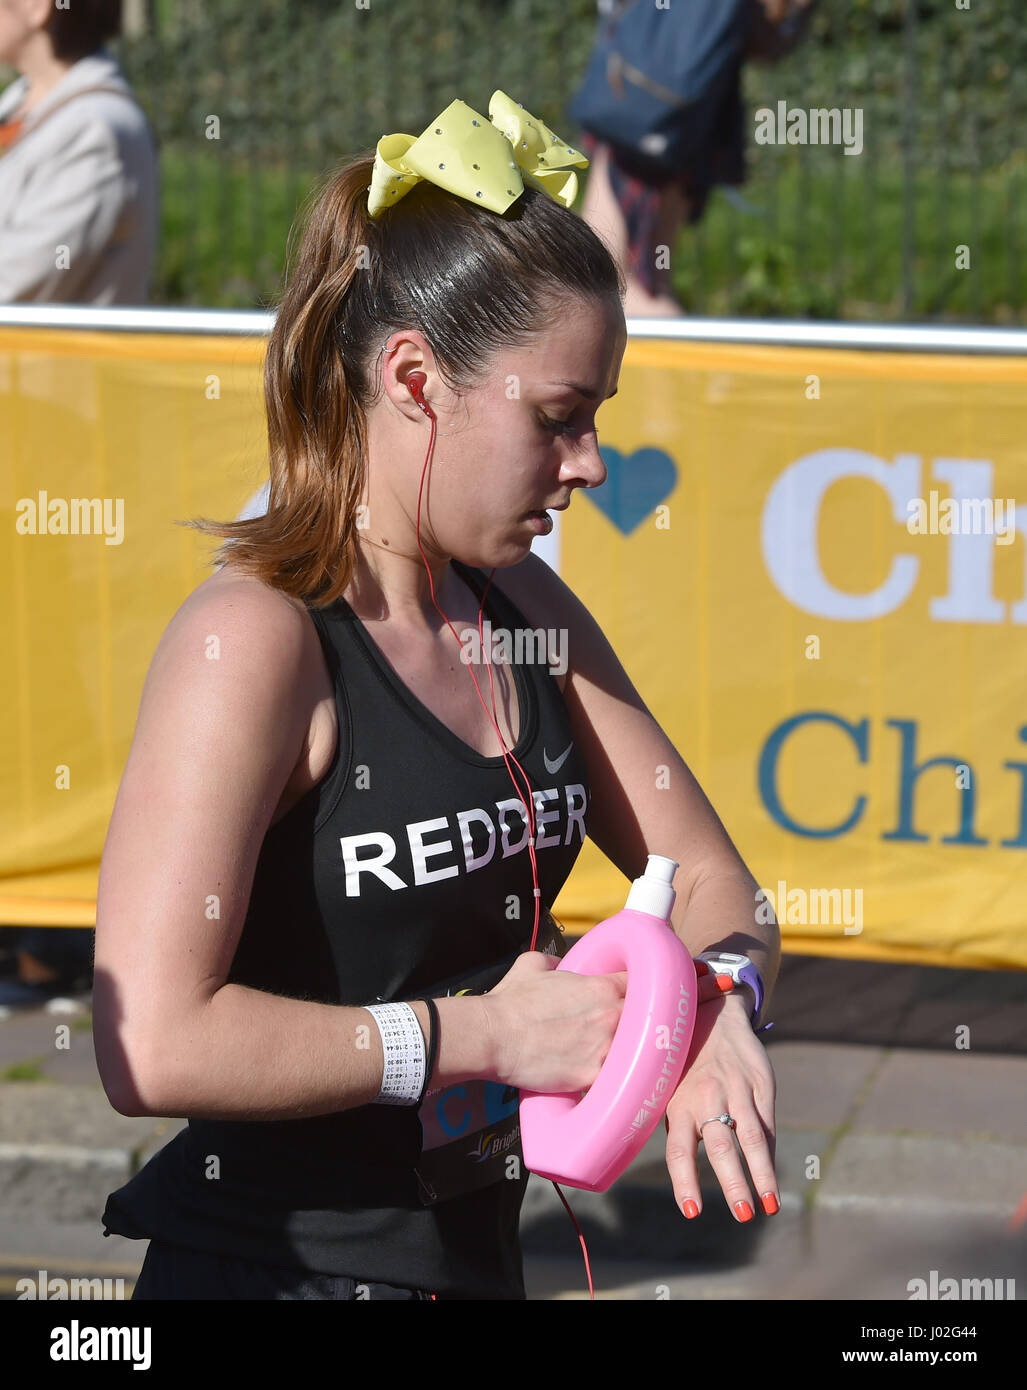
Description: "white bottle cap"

(624, 853), (679, 921)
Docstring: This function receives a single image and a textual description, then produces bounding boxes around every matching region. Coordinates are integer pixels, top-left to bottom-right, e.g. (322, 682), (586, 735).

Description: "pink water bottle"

(519, 855), (697, 1192)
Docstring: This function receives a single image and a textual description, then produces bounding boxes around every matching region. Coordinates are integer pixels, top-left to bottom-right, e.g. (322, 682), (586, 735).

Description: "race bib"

(414, 1078), (522, 1205)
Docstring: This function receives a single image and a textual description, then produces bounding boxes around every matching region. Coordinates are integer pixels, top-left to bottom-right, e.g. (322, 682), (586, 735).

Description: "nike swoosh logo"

(544, 742), (573, 775)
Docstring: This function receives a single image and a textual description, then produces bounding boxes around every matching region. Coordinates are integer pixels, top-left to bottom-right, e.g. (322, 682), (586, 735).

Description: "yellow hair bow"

(367, 89), (589, 219)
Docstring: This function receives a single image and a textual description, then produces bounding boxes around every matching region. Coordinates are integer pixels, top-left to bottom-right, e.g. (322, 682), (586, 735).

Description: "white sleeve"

(0, 117), (126, 303)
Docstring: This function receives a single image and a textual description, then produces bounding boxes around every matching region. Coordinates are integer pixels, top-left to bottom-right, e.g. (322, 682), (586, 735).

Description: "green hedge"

(3, 0), (1022, 319)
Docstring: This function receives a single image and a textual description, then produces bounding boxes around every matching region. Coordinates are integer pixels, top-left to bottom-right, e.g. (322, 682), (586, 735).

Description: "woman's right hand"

(481, 951), (628, 1093)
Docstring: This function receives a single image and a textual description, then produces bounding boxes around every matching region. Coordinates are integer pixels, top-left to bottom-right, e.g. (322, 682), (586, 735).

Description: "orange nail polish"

(761, 1192), (779, 1216)
(734, 1200), (754, 1222)
(715, 974), (734, 992)
(682, 1199), (699, 1218)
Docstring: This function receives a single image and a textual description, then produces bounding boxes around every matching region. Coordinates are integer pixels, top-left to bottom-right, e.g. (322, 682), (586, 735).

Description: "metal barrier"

(2, 307), (1027, 355)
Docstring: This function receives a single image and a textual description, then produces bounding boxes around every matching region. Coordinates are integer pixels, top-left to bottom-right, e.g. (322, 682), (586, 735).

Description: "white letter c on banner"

(761, 448), (921, 620)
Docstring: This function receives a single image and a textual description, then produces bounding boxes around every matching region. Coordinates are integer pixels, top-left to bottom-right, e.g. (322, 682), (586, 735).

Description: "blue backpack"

(568, 0), (750, 172)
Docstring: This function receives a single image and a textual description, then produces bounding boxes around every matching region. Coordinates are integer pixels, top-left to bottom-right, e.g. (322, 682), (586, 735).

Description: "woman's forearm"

(108, 985), (491, 1121)
(669, 868), (782, 1020)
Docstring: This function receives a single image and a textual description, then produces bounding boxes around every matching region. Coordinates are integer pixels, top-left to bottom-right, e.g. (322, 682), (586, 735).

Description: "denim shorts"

(130, 1239), (436, 1300)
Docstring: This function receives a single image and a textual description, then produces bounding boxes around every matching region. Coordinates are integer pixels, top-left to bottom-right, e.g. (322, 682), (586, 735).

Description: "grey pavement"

(0, 954), (1025, 1301)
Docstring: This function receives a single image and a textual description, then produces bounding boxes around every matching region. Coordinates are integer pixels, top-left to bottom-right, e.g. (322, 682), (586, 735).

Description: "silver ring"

(699, 1113), (736, 1130)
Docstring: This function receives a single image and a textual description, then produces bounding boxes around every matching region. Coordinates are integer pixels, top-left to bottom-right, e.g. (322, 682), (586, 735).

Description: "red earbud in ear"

(406, 372), (434, 418)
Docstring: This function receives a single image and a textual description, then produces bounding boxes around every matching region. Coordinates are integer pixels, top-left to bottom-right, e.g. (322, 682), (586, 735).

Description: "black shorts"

(130, 1239), (436, 1300)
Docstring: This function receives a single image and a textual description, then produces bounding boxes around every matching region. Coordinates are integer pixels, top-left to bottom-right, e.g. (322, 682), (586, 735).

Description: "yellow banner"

(2, 327), (1025, 971)
(565, 339), (1027, 971)
(2, 328), (266, 924)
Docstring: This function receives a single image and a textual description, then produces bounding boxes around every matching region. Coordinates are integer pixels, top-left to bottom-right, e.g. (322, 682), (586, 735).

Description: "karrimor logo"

(754, 102), (864, 156)
(907, 1270), (1016, 1300)
(624, 982), (691, 1140)
(15, 491), (124, 545)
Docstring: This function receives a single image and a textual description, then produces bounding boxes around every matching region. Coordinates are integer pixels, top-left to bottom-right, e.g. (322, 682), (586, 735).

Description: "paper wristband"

(365, 1002), (426, 1105)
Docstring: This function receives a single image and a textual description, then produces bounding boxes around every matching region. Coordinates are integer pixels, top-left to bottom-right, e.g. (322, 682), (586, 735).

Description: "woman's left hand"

(664, 979), (778, 1223)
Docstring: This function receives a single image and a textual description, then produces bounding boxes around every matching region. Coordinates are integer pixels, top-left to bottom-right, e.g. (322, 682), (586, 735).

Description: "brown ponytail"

(183, 149), (622, 607)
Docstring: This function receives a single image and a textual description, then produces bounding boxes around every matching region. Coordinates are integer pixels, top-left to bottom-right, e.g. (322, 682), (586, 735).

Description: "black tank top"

(101, 559), (591, 1299)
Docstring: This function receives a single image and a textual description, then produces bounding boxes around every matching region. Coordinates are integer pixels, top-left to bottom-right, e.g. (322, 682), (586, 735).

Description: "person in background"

(0, 0), (159, 1002)
(576, 0), (814, 317)
(0, 0), (158, 304)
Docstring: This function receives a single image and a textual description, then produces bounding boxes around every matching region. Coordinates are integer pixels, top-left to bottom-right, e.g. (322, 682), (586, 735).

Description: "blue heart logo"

(585, 447), (678, 535)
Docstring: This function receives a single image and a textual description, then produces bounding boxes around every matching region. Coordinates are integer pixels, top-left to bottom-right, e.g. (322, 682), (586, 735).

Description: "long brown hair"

(184, 151), (624, 607)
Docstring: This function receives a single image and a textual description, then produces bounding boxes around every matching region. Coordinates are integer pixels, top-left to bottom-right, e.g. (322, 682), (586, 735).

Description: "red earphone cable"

(408, 379), (595, 1300)
(408, 382), (542, 949)
(553, 1180), (595, 1299)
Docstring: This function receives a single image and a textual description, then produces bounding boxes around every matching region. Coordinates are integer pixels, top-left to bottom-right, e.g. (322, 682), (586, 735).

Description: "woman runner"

(94, 92), (780, 1300)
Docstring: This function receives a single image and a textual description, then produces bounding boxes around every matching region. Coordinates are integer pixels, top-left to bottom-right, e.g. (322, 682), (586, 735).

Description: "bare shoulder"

(162, 564), (320, 676)
(130, 564), (334, 829)
(178, 563), (312, 630)
(138, 564), (329, 756)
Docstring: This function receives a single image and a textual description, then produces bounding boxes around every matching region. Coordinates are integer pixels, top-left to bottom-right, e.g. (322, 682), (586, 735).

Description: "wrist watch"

(696, 951), (765, 1028)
